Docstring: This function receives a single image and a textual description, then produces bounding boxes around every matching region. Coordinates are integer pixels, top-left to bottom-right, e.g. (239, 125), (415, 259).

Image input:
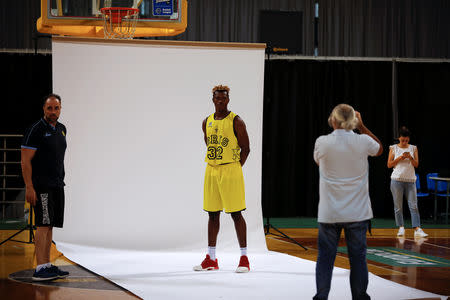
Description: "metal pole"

(2, 137), (6, 220)
(314, 2), (319, 56)
(434, 183), (438, 223)
(446, 183), (449, 224)
(392, 59), (398, 138)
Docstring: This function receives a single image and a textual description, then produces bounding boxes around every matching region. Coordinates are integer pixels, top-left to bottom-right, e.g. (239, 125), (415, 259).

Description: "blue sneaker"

(48, 265), (69, 279)
(32, 267), (59, 281)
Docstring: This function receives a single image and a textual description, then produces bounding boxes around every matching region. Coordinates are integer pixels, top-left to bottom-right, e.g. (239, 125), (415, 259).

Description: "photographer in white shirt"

(313, 104), (382, 300)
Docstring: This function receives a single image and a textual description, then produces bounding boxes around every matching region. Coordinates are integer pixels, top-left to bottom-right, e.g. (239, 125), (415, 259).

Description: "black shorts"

(33, 187), (65, 228)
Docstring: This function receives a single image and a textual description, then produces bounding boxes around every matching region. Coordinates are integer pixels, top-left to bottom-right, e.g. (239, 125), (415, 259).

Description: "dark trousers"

(313, 220), (371, 300)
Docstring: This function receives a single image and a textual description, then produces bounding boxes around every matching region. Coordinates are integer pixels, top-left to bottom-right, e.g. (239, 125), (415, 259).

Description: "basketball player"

(193, 85), (251, 273)
(21, 94), (69, 281)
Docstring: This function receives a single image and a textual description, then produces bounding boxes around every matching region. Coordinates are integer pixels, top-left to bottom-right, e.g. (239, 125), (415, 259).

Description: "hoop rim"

(100, 7), (140, 15)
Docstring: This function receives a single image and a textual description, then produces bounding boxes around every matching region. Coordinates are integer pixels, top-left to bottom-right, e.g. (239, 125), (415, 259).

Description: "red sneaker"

(236, 255), (250, 273)
(193, 254), (219, 271)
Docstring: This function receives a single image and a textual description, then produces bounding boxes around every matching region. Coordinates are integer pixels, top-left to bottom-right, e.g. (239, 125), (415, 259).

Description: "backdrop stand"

(0, 208), (35, 246)
(265, 216), (307, 250)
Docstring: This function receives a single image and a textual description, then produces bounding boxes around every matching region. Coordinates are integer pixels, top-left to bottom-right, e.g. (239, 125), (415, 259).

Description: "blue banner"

(153, 0), (173, 16)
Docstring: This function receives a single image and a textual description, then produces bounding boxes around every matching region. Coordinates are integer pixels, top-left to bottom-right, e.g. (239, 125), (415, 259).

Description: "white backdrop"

(52, 38), (266, 252)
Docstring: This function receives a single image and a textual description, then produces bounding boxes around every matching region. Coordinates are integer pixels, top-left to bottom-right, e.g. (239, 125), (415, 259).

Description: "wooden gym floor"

(0, 228), (449, 300)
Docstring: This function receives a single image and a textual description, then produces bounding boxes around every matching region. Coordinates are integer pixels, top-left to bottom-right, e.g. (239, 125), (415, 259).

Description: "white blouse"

(390, 144), (417, 183)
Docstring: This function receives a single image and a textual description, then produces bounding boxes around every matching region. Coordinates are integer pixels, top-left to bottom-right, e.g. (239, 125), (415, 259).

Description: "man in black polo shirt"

(21, 93), (69, 281)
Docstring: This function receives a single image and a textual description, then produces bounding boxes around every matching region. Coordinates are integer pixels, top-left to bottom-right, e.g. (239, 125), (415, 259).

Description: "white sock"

(208, 246), (216, 260)
(240, 247), (247, 256)
(36, 263), (51, 272)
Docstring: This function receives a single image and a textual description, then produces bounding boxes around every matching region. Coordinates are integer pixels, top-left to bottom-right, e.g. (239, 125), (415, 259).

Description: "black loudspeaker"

(259, 10), (303, 54)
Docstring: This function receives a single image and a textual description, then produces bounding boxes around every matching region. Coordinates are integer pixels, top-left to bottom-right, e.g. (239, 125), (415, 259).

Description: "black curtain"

(319, 0), (450, 58)
(396, 62), (450, 177)
(0, 53), (52, 134)
(3, 1), (449, 58)
(262, 59), (393, 217)
(165, 0), (450, 58)
(0, 0), (50, 51)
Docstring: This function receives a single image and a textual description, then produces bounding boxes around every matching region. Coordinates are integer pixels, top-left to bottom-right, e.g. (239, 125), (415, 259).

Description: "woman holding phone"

(387, 126), (428, 238)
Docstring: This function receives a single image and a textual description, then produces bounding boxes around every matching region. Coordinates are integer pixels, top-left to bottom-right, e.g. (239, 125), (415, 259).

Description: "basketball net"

(100, 7), (139, 39)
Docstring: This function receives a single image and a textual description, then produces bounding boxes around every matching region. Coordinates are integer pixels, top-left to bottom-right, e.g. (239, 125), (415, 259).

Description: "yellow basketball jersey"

(205, 112), (241, 165)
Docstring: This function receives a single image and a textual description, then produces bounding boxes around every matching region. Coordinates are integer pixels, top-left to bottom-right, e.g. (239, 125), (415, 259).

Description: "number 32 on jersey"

(207, 146), (223, 160)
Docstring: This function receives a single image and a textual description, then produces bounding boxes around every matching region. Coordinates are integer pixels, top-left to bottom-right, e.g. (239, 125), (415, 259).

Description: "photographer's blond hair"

(328, 104), (359, 131)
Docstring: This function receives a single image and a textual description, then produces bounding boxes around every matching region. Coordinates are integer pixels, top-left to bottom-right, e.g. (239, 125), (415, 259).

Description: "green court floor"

(263, 217), (450, 229)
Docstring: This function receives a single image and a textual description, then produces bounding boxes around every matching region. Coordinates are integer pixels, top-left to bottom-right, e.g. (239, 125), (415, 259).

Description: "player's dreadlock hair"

(212, 85), (230, 96)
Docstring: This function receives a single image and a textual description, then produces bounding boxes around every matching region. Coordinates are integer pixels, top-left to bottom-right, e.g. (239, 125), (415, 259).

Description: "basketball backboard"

(37, 0), (188, 38)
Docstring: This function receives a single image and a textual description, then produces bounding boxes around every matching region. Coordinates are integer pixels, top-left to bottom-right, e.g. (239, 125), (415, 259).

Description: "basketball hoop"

(100, 7), (139, 39)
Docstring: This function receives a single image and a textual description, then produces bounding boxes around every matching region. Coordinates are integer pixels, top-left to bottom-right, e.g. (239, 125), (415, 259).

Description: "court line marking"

(268, 236), (406, 275)
(404, 239), (450, 250)
(383, 248), (449, 264)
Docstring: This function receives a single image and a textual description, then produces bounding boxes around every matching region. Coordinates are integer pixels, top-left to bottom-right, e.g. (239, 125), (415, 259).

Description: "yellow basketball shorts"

(203, 162), (246, 213)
